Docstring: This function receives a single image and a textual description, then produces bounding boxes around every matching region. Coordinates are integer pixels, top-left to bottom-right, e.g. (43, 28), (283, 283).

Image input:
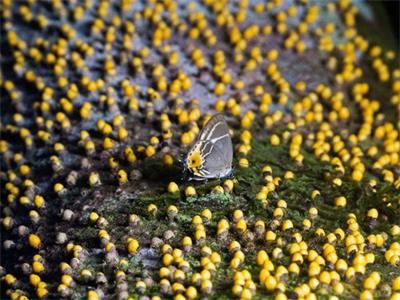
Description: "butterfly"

(185, 114), (233, 180)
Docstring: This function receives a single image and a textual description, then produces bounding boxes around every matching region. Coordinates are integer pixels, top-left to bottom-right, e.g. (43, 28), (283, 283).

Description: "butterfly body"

(185, 114), (233, 180)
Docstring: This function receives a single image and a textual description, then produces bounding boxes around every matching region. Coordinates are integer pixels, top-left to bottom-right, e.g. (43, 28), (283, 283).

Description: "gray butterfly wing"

(197, 115), (233, 178)
(201, 138), (233, 178)
(198, 114), (229, 141)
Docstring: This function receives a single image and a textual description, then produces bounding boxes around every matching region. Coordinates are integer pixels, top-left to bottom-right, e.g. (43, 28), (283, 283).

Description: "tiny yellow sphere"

(391, 225), (400, 236)
(167, 182), (179, 194)
(127, 238), (139, 254)
(29, 234), (42, 248)
(186, 286), (198, 299)
(335, 196), (347, 207)
(185, 186), (197, 197)
(145, 145), (156, 157)
(201, 208), (212, 221)
(352, 169), (363, 182)
(239, 158), (249, 168)
(54, 183), (65, 193)
(213, 185), (225, 193)
(89, 212), (99, 223)
(284, 171), (294, 179)
(33, 261), (45, 273)
(163, 154), (174, 167)
(264, 275), (277, 291)
(37, 286), (49, 298)
(270, 134), (280, 145)
(359, 290), (373, 300)
(393, 276), (400, 291)
(367, 208), (378, 219)
(147, 204), (158, 215)
(117, 169), (128, 184)
(87, 290), (100, 300)
(180, 132), (192, 145)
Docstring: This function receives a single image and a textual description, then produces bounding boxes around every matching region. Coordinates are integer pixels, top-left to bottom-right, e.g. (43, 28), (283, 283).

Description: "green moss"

(70, 133), (400, 299)
(73, 226), (98, 244)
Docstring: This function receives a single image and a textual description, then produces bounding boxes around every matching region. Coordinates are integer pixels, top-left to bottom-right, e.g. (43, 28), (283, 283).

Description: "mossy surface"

(60, 137), (399, 299)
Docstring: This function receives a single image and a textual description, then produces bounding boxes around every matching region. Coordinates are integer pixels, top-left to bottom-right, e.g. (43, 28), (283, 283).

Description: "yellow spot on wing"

(187, 145), (203, 174)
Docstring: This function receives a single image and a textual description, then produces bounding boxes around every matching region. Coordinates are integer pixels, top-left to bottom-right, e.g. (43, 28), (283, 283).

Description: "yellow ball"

(284, 171), (294, 179)
(180, 132), (192, 145)
(54, 183), (65, 193)
(352, 169), (363, 182)
(393, 276), (400, 291)
(335, 196), (347, 207)
(270, 134), (280, 145)
(117, 170), (128, 184)
(212, 185), (225, 193)
(127, 238), (139, 254)
(239, 158), (249, 168)
(32, 261), (45, 273)
(103, 137), (114, 150)
(185, 186), (196, 197)
(87, 290), (100, 300)
(163, 154), (174, 166)
(167, 182), (179, 194)
(367, 208), (378, 219)
(391, 225), (400, 236)
(145, 145), (156, 157)
(214, 83), (225, 96)
(117, 127), (128, 141)
(29, 234), (42, 248)
(37, 287), (48, 298)
(264, 275), (277, 291)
